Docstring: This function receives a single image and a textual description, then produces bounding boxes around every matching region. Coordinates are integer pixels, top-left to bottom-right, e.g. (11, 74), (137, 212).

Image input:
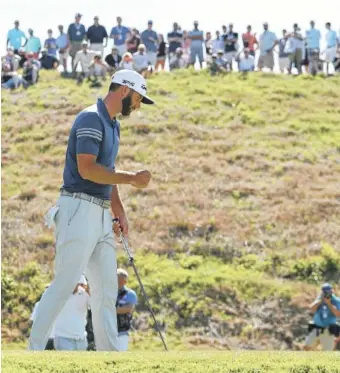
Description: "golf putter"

(113, 218), (169, 351)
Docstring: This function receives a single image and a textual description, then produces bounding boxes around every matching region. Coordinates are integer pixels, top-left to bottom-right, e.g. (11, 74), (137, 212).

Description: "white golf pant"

(29, 195), (118, 351)
(54, 336), (88, 351)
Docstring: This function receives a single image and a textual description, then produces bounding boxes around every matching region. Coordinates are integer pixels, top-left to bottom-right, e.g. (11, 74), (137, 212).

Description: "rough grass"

(1, 69), (340, 349)
(2, 351), (340, 373)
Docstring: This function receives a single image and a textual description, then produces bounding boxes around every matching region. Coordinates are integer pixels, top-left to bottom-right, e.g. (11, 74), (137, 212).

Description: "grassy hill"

(1, 70), (340, 350)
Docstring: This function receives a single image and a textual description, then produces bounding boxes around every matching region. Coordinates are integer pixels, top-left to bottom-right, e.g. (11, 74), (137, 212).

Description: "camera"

(323, 291), (332, 299)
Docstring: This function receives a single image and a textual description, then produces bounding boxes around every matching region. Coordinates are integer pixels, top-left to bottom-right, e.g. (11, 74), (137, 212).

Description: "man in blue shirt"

(188, 21), (204, 68)
(87, 16), (108, 58)
(167, 22), (183, 58)
(29, 70), (154, 352)
(44, 29), (57, 57)
(26, 29), (41, 58)
(305, 283), (340, 351)
(56, 25), (70, 73)
(110, 17), (130, 57)
(7, 20), (27, 53)
(68, 13), (86, 70)
(116, 268), (138, 351)
(324, 22), (338, 75)
(141, 21), (158, 70)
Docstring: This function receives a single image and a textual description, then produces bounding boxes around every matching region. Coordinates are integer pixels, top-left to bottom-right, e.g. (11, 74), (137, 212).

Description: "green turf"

(2, 351), (340, 373)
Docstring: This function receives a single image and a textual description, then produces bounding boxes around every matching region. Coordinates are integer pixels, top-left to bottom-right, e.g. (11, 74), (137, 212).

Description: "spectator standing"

(182, 30), (191, 64)
(212, 31), (225, 54)
(87, 16), (108, 58)
(242, 25), (257, 56)
(155, 34), (166, 72)
(56, 25), (70, 73)
(110, 17), (130, 56)
(126, 29), (140, 54)
(286, 24), (304, 75)
(116, 269), (138, 352)
(258, 22), (278, 72)
(141, 21), (158, 70)
(222, 25), (227, 38)
(26, 29), (41, 59)
(304, 283), (340, 351)
(205, 32), (213, 63)
(188, 21), (204, 68)
(133, 44), (149, 75)
(7, 20), (27, 53)
(167, 22), (183, 59)
(278, 29), (290, 73)
(105, 47), (122, 73)
(44, 29), (57, 57)
(68, 13), (86, 70)
(305, 20), (321, 68)
(39, 49), (59, 70)
(237, 48), (255, 73)
(223, 23), (238, 71)
(324, 22), (338, 75)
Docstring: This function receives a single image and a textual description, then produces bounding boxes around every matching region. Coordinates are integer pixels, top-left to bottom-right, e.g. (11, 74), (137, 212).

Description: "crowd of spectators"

(3, 15), (340, 90)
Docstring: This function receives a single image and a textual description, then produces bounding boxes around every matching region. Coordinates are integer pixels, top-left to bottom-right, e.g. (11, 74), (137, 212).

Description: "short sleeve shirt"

(224, 32), (238, 52)
(26, 37), (41, 53)
(188, 29), (203, 49)
(44, 38), (57, 56)
(87, 25), (108, 44)
(259, 31), (277, 55)
(167, 31), (183, 53)
(141, 30), (158, 52)
(62, 98), (120, 200)
(313, 295), (340, 328)
(68, 23), (86, 42)
(110, 26), (130, 46)
(7, 28), (26, 49)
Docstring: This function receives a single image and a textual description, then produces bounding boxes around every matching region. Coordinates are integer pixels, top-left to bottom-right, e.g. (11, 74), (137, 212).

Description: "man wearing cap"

(7, 20), (27, 54)
(39, 49), (59, 70)
(44, 29), (57, 57)
(105, 47), (122, 73)
(141, 21), (158, 70)
(305, 283), (340, 351)
(116, 268), (137, 351)
(258, 22), (278, 72)
(188, 21), (204, 68)
(110, 17), (130, 56)
(26, 29), (41, 59)
(28, 69), (154, 351)
(68, 13), (86, 70)
(87, 17), (108, 58)
(56, 25), (70, 73)
(324, 22), (338, 76)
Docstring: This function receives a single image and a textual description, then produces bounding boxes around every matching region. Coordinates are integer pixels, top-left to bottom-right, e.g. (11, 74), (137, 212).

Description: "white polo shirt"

(54, 289), (90, 340)
(239, 55), (255, 71)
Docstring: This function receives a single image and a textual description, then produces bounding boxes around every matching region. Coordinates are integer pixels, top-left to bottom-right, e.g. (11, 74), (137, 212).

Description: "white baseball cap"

(111, 69), (154, 105)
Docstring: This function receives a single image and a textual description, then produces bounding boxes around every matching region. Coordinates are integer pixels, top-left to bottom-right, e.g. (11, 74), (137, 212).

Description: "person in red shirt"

(242, 25), (258, 56)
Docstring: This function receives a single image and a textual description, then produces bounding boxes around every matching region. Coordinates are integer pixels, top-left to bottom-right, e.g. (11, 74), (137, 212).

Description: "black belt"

(61, 189), (111, 209)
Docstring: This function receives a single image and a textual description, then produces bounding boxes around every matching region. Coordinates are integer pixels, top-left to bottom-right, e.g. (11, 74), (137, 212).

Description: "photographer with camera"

(116, 268), (137, 351)
(304, 283), (340, 351)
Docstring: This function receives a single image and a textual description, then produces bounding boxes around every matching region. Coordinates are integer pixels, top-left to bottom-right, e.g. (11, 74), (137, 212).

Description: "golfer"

(29, 69), (154, 351)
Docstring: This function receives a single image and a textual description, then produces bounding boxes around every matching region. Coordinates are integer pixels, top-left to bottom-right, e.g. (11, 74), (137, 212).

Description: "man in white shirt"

(237, 48), (255, 73)
(53, 275), (90, 351)
(73, 41), (96, 84)
(212, 30), (225, 54)
(258, 22), (278, 72)
(133, 44), (149, 76)
(286, 24), (304, 75)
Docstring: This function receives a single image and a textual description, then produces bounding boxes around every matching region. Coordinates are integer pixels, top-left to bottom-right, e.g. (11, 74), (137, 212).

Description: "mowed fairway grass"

(2, 351), (340, 373)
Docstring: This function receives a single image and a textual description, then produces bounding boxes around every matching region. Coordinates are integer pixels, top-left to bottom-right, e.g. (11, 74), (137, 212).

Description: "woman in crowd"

(119, 52), (134, 70)
(182, 30), (191, 65)
(155, 34), (166, 72)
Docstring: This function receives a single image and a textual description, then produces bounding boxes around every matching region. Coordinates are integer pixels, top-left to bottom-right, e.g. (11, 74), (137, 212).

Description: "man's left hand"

(323, 296), (332, 306)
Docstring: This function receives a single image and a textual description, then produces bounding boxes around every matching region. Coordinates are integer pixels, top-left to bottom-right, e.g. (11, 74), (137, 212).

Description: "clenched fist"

(130, 170), (152, 188)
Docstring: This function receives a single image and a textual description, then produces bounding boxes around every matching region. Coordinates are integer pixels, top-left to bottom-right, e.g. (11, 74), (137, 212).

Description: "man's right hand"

(130, 170), (152, 188)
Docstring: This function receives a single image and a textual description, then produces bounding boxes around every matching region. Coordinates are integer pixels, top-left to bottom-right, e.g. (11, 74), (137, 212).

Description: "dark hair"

(326, 22), (331, 27)
(108, 82), (122, 92)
